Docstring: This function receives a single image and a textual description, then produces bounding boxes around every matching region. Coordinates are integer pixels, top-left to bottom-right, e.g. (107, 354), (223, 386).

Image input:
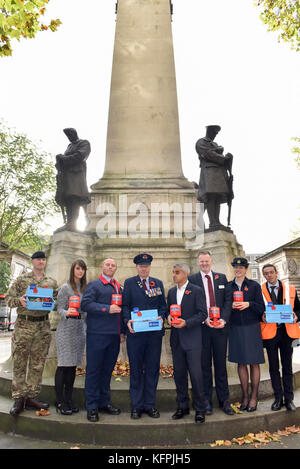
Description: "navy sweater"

(81, 278), (125, 335)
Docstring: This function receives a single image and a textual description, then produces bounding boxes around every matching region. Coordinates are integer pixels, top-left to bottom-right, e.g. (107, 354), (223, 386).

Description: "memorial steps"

(0, 370), (300, 447)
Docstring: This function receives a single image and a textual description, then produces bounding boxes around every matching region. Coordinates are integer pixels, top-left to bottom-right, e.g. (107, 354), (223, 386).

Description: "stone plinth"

(189, 229), (247, 280)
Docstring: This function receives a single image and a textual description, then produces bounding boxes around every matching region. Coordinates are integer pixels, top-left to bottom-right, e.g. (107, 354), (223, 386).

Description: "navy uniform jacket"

(122, 276), (167, 335)
(188, 271), (231, 323)
(226, 277), (265, 326)
(167, 282), (207, 351)
(81, 278), (125, 335)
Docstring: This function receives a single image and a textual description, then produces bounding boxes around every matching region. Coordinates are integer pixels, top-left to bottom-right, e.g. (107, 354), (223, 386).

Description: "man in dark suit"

(122, 253), (166, 419)
(81, 258), (125, 422)
(189, 251), (233, 415)
(167, 263), (207, 423)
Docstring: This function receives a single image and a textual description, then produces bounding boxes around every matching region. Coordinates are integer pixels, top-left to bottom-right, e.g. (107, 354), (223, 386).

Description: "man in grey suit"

(166, 263), (207, 424)
(189, 251), (233, 416)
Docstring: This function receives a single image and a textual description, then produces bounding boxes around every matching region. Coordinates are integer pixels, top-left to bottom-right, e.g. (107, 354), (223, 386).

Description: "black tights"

(238, 364), (260, 407)
(55, 366), (76, 404)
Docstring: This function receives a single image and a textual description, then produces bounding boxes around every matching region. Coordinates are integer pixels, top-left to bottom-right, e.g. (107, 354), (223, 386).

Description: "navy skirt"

(228, 322), (265, 365)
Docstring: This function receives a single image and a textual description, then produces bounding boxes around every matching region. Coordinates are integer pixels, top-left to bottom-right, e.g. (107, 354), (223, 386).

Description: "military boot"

(10, 397), (25, 416)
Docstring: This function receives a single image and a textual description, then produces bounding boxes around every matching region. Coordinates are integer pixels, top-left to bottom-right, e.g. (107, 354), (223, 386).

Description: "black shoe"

(99, 404), (121, 415)
(10, 397), (25, 417)
(239, 397), (249, 411)
(87, 409), (99, 422)
(271, 398), (284, 411)
(247, 402), (257, 412)
(204, 403), (213, 415)
(25, 397), (49, 411)
(131, 408), (142, 419)
(222, 401), (234, 415)
(172, 408), (190, 420)
(195, 411), (205, 424)
(145, 407), (160, 418)
(285, 400), (297, 411)
(67, 400), (79, 413)
(55, 402), (72, 415)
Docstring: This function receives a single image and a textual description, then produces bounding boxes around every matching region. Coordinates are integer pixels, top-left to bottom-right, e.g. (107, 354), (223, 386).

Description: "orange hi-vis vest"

(260, 282), (300, 340)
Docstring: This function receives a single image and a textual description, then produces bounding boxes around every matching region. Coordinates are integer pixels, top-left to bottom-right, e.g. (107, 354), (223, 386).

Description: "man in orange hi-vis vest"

(261, 264), (300, 412)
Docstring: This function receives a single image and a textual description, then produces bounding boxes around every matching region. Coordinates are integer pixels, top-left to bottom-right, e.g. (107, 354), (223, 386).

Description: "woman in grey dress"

(55, 259), (87, 414)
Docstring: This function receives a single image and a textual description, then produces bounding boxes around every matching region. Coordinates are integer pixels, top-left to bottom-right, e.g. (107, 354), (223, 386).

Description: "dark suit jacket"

(167, 282), (207, 351)
(188, 271), (231, 323)
(122, 276), (167, 335)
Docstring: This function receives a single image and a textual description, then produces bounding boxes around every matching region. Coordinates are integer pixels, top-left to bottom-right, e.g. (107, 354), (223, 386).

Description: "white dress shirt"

(176, 280), (189, 305)
(201, 270), (215, 314)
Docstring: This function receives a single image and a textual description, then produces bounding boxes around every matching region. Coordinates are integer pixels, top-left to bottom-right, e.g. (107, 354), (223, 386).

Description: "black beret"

(31, 251), (46, 260)
(133, 253), (153, 265)
(231, 257), (249, 268)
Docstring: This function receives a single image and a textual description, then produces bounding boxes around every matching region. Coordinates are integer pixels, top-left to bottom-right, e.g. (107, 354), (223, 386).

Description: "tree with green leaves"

(0, 260), (11, 294)
(256, 0), (300, 51)
(0, 120), (59, 253)
(0, 0), (61, 57)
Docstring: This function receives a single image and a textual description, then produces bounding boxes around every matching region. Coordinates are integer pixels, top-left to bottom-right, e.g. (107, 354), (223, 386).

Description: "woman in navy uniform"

(226, 257), (265, 412)
(122, 253), (166, 419)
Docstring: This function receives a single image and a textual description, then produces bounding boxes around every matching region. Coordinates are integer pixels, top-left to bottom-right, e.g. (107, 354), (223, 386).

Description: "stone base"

(190, 229), (246, 280)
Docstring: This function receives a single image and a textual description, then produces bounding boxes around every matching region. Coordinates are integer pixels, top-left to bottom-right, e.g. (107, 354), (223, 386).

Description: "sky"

(0, 0), (299, 255)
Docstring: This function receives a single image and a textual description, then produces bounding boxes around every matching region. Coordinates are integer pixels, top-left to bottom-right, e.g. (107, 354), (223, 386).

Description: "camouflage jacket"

(5, 271), (58, 317)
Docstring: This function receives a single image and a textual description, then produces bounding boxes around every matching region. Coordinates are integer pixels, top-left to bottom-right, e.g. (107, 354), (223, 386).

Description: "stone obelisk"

(83, 0), (202, 289)
(46, 0), (245, 290)
(93, 0), (188, 190)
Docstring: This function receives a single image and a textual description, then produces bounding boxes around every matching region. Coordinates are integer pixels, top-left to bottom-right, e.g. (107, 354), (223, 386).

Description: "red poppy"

(244, 286), (248, 291)
(215, 274), (219, 280)
(149, 281), (155, 287)
(185, 290), (191, 295)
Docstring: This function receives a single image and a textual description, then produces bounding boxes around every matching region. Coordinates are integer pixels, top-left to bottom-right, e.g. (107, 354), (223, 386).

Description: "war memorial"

(0, 0), (300, 450)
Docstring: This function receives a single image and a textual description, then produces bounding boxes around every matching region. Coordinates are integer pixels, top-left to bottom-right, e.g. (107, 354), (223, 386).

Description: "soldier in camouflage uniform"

(5, 251), (58, 416)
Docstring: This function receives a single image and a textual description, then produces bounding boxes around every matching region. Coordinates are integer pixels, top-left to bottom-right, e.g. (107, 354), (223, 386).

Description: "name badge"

(218, 285), (225, 289)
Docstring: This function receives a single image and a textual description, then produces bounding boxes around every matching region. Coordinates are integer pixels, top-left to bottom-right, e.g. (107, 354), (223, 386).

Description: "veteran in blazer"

(122, 253), (167, 419)
(188, 251), (233, 415)
(81, 258), (125, 422)
(167, 263), (208, 424)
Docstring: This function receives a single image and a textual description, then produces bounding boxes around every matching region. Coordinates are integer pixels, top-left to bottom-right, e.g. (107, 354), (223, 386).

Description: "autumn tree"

(0, 120), (59, 253)
(256, 0), (300, 51)
(0, 0), (61, 57)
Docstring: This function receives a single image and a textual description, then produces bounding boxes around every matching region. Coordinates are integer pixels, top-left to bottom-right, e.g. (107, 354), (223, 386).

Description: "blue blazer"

(167, 282), (207, 351)
(81, 278), (125, 335)
(122, 276), (167, 334)
(188, 271), (231, 323)
(226, 277), (265, 326)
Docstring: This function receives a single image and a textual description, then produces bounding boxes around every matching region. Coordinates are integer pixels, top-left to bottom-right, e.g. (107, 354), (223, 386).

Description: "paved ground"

(0, 430), (300, 450)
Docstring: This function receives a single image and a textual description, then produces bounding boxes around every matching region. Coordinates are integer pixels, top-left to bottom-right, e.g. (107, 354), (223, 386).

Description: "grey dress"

(56, 282), (86, 367)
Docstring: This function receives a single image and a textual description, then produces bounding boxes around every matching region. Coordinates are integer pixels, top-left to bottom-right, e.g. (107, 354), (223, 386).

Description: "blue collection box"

(26, 285), (55, 311)
(131, 309), (162, 332)
(265, 304), (294, 323)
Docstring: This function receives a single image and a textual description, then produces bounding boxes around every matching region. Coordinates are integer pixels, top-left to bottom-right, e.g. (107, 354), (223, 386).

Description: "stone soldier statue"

(196, 125), (234, 231)
(55, 128), (91, 232)
(5, 251), (58, 416)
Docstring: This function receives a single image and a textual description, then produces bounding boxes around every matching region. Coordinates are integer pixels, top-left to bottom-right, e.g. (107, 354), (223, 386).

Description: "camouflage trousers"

(11, 317), (51, 399)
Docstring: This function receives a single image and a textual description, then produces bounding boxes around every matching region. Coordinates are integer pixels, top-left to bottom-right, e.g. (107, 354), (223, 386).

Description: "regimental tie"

(205, 275), (215, 308)
(110, 278), (117, 293)
(142, 279), (147, 291)
(270, 285), (278, 305)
